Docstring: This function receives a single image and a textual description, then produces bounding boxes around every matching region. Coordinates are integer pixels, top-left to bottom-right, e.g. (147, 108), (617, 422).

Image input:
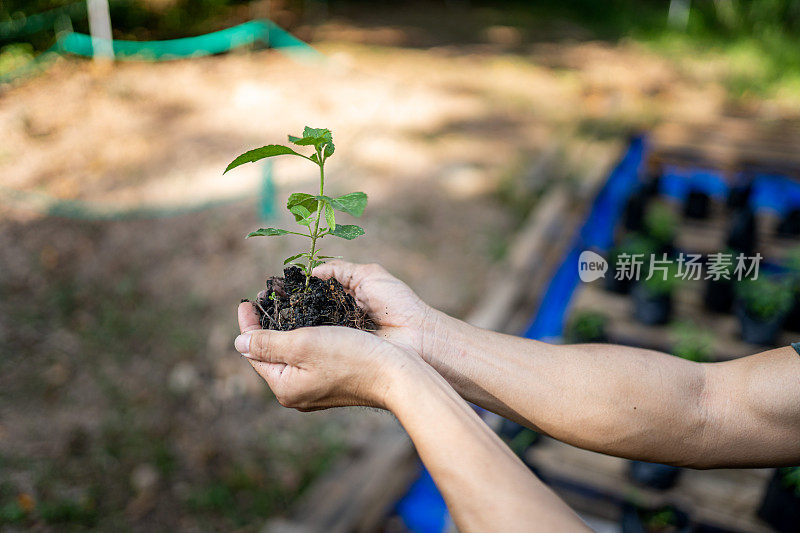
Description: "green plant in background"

(0, 43), (34, 76)
(779, 466), (800, 497)
(643, 505), (680, 530)
(784, 245), (800, 284)
(671, 322), (714, 362)
(224, 127), (367, 290)
(644, 202), (678, 246)
(736, 276), (793, 321)
(641, 260), (681, 296)
(609, 234), (657, 265)
(566, 310), (608, 343)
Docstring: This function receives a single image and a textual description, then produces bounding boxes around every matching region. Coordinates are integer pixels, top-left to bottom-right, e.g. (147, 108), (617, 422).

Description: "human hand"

(235, 302), (421, 411)
(312, 261), (445, 359)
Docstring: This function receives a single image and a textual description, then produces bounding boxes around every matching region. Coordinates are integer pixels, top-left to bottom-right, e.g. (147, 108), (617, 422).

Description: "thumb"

(234, 329), (300, 365)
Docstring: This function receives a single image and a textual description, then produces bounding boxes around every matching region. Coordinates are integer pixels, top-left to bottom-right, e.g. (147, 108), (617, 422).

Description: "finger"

(235, 329), (301, 365)
(238, 301), (261, 334)
(312, 260), (361, 290)
(248, 359), (286, 391)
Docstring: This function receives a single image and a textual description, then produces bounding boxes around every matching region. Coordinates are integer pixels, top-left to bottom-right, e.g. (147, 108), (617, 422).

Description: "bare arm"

(314, 261), (800, 468)
(236, 304), (589, 532)
(427, 313), (800, 468)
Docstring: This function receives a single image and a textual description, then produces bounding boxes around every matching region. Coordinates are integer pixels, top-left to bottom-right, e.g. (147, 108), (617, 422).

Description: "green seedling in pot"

(737, 276), (792, 322)
(644, 202), (678, 247)
(779, 466), (800, 497)
(671, 322), (714, 362)
(224, 127), (367, 291)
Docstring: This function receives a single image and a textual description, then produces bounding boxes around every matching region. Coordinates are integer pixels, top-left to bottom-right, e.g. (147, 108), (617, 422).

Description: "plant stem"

(305, 155), (325, 290)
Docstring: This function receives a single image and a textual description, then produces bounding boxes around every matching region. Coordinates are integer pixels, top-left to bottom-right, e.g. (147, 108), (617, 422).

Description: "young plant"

(644, 202), (678, 247)
(565, 310), (608, 343)
(737, 276), (792, 322)
(779, 466), (800, 497)
(224, 127), (366, 290)
(671, 322), (714, 362)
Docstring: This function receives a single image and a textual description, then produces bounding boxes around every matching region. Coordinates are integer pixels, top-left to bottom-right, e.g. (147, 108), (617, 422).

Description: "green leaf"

(317, 255), (343, 260)
(331, 192), (367, 217)
(246, 228), (291, 238)
(287, 127), (333, 150)
(323, 141), (335, 158)
(289, 204), (315, 225)
(287, 193), (315, 209)
(283, 253), (305, 265)
(224, 145), (301, 174)
(291, 262), (309, 274)
(329, 224), (365, 240)
(325, 203), (336, 230)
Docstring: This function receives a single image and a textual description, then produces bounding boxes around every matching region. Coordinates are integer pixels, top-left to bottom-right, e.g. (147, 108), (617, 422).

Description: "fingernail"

(234, 333), (252, 354)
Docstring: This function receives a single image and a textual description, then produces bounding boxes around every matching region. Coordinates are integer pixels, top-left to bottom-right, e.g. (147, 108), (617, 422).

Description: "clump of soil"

(245, 266), (375, 331)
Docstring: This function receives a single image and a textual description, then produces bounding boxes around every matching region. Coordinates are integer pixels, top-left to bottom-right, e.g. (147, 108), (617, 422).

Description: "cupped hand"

(311, 261), (438, 356)
(236, 302), (419, 411)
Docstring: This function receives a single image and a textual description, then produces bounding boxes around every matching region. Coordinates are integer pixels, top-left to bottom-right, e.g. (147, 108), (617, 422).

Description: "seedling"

(224, 127), (367, 291)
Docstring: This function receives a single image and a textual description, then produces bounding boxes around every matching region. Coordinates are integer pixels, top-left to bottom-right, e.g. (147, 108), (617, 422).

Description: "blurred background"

(1, 1), (799, 531)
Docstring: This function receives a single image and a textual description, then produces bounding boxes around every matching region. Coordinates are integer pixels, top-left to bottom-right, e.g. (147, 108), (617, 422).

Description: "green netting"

(0, 1), (86, 40)
(54, 19), (320, 61)
(0, 18), (320, 219)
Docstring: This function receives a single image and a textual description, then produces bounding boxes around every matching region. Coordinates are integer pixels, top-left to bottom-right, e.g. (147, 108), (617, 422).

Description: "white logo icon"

(578, 250), (608, 282)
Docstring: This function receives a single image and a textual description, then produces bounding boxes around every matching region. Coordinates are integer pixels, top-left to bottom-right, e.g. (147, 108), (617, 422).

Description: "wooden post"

(668, 0), (691, 31)
(87, 0), (114, 62)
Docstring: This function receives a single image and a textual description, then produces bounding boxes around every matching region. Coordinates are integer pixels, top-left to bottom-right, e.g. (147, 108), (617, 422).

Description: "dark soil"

(245, 266), (375, 331)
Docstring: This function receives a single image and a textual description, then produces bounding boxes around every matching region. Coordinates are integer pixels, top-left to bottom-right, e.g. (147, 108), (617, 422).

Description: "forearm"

(387, 359), (587, 532)
(424, 310), (712, 466)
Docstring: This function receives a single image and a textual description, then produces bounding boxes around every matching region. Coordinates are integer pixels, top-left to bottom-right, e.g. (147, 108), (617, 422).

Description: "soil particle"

(247, 267), (375, 331)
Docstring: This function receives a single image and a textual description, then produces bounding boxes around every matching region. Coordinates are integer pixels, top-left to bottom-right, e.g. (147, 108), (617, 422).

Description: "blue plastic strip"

(394, 469), (449, 533)
(524, 137), (646, 341)
(750, 173), (800, 216)
(659, 166), (728, 201)
(395, 138), (646, 532)
(394, 136), (800, 530)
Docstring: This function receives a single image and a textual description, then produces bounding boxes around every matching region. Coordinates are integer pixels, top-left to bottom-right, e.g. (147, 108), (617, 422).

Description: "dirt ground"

(1, 5), (797, 531)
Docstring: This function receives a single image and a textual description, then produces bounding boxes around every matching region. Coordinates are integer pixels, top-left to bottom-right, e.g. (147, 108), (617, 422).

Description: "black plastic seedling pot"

(684, 189), (710, 219)
(736, 305), (786, 345)
(757, 469), (800, 533)
(632, 284), (672, 325)
(628, 461), (682, 490)
(704, 278), (734, 314)
(776, 208), (800, 237)
(620, 503), (690, 533)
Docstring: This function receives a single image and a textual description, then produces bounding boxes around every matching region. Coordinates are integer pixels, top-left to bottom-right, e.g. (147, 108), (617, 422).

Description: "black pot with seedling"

(776, 207), (800, 238)
(641, 165), (662, 199)
(623, 187), (650, 232)
(565, 310), (609, 343)
(644, 203), (678, 256)
(782, 247), (800, 332)
(671, 322), (714, 363)
(726, 208), (757, 256)
(757, 467), (800, 532)
(605, 235), (657, 294)
(628, 461), (683, 491)
(621, 503), (690, 533)
(782, 246), (800, 331)
(499, 419), (541, 456)
(703, 250), (735, 314)
(684, 188), (711, 219)
(727, 180), (752, 211)
(632, 261), (679, 326)
(735, 277), (792, 345)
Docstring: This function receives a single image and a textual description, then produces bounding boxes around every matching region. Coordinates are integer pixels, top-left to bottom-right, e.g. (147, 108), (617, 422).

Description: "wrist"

(420, 307), (472, 369)
(381, 353), (438, 413)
